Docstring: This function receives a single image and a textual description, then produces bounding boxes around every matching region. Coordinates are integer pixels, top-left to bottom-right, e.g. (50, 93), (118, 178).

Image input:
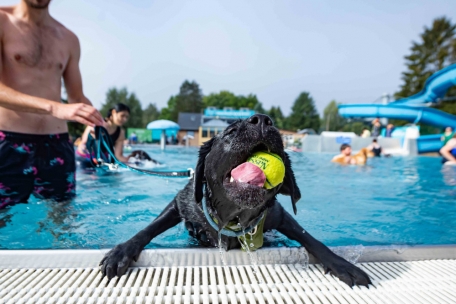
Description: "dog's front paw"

(323, 257), (372, 287)
(99, 242), (141, 280)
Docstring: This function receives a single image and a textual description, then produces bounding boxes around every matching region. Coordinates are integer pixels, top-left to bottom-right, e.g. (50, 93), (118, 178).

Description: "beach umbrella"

(146, 120), (180, 150)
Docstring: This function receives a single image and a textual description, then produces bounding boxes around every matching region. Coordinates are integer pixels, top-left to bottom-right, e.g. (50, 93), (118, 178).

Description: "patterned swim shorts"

(0, 131), (76, 208)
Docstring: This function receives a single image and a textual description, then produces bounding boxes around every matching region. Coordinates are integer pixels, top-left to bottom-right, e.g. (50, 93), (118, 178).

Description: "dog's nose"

(247, 114), (274, 129)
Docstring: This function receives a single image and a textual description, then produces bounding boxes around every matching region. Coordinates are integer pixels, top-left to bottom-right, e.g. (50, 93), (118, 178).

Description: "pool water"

(1, 146), (456, 250)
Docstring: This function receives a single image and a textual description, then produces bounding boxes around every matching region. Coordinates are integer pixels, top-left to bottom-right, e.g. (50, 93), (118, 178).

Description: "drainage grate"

(2, 260), (456, 303)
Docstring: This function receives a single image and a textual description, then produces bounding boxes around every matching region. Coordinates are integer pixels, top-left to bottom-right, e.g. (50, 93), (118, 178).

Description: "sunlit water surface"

(1, 146), (455, 250)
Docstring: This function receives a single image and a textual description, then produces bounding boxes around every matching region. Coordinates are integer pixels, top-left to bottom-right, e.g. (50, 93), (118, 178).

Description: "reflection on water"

(0, 147), (455, 249)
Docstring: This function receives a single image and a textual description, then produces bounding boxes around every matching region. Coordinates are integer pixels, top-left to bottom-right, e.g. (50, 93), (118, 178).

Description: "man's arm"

(0, 14), (103, 126)
(63, 31), (92, 106)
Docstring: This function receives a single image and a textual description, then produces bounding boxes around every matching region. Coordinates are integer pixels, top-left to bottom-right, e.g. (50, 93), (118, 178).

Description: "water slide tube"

(392, 64), (456, 105)
(338, 64), (456, 153)
(338, 104), (456, 129)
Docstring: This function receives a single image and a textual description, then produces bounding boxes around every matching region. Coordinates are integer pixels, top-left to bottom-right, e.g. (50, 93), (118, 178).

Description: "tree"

(322, 100), (346, 131)
(159, 96), (177, 121)
(252, 101), (267, 114)
(395, 17), (456, 100)
(267, 106), (285, 129)
(101, 87), (143, 128)
(287, 92), (320, 132)
(203, 91), (264, 111)
(166, 80), (204, 122)
(342, 121), (367, 135)
(203, 91), (238, 108)
(393, 17), (456, 132)
(142, 103), (160, 126)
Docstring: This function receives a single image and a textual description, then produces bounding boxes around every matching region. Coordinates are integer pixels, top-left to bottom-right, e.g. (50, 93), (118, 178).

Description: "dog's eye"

(224, 127), (237, 137)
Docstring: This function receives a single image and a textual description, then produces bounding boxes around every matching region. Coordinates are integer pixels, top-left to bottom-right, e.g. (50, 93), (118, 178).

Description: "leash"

(201, 196), (265, 237)
(89, 126), (194, 178)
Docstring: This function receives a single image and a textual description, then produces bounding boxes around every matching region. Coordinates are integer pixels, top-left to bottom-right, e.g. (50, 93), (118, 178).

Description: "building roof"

(178, 113), (203, 130)
(201, 119), (229, 128)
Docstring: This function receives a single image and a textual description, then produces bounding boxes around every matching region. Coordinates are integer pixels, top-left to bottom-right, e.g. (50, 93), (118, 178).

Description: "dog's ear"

(194, 137), (215, 203)
(278, 152), (301, 215)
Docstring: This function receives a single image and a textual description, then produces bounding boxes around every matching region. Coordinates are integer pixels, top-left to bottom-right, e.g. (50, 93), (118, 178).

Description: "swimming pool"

(1, 146), (455, 250)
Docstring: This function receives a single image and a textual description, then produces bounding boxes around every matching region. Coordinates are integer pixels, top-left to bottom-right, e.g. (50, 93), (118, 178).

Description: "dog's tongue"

(231, 162), (266, 187)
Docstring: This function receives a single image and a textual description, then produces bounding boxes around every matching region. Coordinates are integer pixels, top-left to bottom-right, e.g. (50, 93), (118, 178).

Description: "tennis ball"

(247, 151), (285, 189)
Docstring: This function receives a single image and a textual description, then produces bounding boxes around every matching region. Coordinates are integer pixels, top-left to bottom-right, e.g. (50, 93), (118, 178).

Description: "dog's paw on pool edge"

(323, 258), (372, 288)
(99, 242), (141, 280)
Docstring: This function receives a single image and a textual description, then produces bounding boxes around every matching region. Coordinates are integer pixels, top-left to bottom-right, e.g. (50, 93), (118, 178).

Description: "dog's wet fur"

(100, 114), (372, 287)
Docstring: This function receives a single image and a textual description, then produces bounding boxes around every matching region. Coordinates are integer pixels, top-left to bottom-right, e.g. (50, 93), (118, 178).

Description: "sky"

(5, 0), (456, 115)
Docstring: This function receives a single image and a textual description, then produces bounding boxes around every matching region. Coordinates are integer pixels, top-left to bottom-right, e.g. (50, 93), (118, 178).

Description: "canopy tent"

(146, 120), (180, 150)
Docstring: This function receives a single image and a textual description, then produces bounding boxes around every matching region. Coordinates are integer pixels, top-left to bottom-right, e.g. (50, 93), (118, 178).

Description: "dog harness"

(202, 197), (267, 251)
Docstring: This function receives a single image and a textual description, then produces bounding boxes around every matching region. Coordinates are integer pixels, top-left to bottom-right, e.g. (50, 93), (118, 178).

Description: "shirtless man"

(331, 144), (368, 165)
(0, 0), (104, 208)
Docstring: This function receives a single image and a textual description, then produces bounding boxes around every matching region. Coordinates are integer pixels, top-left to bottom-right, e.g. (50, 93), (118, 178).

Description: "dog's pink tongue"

(231, 162), (266, 187)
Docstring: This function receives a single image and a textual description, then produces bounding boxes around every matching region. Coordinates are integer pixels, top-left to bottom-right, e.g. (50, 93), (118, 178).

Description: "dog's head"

(194, 114), (301, 220)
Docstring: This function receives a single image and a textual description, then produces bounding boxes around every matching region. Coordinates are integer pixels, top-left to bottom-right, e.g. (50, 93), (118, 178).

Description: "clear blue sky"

(8, 0), (456, 114)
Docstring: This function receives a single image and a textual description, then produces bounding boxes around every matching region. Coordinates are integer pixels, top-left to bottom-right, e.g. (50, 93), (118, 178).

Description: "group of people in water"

(331, 138), (383, 165)
(332, 125), (456, 166)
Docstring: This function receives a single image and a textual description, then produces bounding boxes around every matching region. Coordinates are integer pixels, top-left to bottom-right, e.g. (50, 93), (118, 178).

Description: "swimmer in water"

(331, 144), (368, 165)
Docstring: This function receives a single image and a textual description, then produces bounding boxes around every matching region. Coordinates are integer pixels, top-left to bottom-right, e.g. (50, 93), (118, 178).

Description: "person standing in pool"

(77, 103), (158, 165)
(0, 0), (104, 209)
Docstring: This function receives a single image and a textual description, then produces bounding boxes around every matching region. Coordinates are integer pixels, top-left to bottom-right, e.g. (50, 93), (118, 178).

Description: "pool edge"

(1, 244), (455, 269)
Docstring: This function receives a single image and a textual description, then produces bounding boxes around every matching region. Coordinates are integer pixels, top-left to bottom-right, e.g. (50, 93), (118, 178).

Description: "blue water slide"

(338, 64), (456, 153)
(392, 64), (456, 105)
(338, 104), (456, 129)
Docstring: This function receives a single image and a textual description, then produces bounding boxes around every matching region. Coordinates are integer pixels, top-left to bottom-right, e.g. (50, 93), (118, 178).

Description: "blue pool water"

(1, 146), (456, 250)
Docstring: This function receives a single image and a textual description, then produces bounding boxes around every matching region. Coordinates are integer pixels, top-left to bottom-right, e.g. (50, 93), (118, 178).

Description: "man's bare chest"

(3, 22), (69, 72)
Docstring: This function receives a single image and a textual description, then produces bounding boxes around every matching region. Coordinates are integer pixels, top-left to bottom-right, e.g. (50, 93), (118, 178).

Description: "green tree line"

(68, 16), (456, 138)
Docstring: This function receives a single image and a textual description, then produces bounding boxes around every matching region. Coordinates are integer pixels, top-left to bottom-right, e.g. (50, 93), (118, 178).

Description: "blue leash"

(201, 196), (265, 237)
(91, 126), (193, 178)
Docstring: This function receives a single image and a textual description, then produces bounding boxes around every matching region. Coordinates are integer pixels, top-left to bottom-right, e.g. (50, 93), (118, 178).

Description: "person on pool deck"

(371, 118), (382, 137)
(0, 0), (104, 209)
(440, 133), (456, 165)
(441, 127), (454, 146)
(77, 103), (157, 166)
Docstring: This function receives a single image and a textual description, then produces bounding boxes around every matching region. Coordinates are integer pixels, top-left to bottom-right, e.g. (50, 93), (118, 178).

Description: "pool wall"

(1, 245), (455, 269)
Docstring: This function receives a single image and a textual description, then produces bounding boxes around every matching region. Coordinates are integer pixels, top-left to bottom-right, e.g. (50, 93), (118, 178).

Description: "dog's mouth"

(222, 143), (275, 209)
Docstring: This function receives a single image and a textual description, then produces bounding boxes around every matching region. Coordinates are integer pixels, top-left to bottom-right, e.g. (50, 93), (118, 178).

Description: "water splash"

(237, 222), (263, 284)
(331, 245), (364, 264)
(217, 230), (227, 266)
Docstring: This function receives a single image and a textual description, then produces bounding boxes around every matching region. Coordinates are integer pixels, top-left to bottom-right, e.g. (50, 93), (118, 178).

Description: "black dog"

(100, 114), (371, 287)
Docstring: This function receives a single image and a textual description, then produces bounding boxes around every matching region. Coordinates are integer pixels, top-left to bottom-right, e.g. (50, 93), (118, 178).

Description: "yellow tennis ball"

(247, 151), (285, 189)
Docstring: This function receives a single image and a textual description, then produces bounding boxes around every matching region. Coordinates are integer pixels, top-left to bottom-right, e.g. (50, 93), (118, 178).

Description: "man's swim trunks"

(0, 131), (76, 208)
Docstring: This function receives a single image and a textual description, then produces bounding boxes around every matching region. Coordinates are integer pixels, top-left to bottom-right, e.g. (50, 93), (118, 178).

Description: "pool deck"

(1, 245), (456, 303)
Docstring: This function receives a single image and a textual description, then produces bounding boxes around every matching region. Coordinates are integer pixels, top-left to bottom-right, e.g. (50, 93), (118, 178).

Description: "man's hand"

(51, 103), (104, 127)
